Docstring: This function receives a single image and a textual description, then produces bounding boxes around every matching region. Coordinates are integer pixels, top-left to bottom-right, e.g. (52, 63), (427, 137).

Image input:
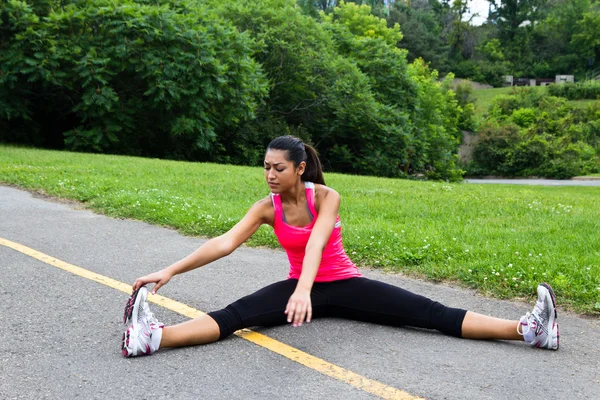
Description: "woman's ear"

(297, 161), (306, 176)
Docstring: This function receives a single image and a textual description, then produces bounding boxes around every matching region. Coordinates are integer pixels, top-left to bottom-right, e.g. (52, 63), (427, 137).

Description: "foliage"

(469, 89), (600, 178)
(452, 59), (510, 87)
(323, 1), (403, 46)
(0, 0), (267, 157)
(0, 0), (471, 180)
(387, 0), (449, 73)
(571, 9), (600, 59)
(297, 0), (600, 83)
(511, 108), (537, 128)
(453, 81), (477, 131)
(528, 0), (592, 79)
(547, 81), (600, 100)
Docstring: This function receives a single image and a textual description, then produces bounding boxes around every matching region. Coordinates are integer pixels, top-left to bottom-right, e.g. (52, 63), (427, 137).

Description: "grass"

(1, 145), (599, 314)
(471, 86), (539, 119)
(471, 86), (600, 120)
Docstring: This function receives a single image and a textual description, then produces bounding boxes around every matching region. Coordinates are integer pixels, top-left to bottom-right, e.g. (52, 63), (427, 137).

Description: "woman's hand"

(132, 269), (173, 294)
(285, 289), (312, 327)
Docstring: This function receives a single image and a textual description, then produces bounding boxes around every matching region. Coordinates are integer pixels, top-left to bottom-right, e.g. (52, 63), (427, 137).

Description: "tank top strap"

(304, 181), (318, 217)
(270, 193), (283, 223)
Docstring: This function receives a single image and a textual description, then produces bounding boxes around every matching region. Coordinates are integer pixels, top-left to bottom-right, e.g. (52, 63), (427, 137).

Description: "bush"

(511, 108), (537, 128)
(547, 81), (600, 100)
(451, 59), (509, 88)
(488, 88), (546, 117)
(470, 90), (600, 178)
(454, 81), (476, 131)
(538, 142), (598, 179)
(472, 123), (521, 176)
(1, 0), (467, 181)
(0, 0), (267, 157)
(510, 136), (550, 174)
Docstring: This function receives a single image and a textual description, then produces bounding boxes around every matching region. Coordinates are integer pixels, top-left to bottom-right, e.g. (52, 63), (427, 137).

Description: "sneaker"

(517, 283), (559, 350)
(123, 286), (145, 326)
(121, 286), (164, 357)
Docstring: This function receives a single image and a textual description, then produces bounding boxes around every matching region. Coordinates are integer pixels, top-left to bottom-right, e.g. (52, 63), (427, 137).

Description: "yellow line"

(0, 237), (422, 400)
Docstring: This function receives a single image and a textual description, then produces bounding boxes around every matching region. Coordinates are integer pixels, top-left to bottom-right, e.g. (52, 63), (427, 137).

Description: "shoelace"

(532, 299), (545, 320)
(141, 302), (160, 327)
(517, 312), (533, 336)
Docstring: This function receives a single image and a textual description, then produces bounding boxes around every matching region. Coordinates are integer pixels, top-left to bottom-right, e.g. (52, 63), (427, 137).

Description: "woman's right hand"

(132, 269), (173, 294)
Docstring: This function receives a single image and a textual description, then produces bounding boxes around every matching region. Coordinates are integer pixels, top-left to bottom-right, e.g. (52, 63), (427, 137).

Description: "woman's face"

(264, 149), (305, 193)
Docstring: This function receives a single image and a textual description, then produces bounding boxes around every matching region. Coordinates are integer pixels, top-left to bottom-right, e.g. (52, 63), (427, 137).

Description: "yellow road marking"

(0, 237), (422, 400)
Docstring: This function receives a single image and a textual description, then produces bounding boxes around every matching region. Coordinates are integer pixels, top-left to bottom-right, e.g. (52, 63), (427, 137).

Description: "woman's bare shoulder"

(253, 195), (275, 226)
(313, 184), (340, 211)
(314, 183), (339, 197)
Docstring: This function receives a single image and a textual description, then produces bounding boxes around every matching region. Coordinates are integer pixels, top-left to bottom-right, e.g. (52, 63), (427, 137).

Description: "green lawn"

(472, 86), (539, 119)
(472, 86), (600, 120)
(1, 145), (599, 314)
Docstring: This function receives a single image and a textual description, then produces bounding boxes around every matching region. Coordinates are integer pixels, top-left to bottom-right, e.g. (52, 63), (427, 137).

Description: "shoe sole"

(540, 282), (559, 350)
(123, 286), (147, 326)
(121, 326), (132, 357)
(121, 324), (144, 357)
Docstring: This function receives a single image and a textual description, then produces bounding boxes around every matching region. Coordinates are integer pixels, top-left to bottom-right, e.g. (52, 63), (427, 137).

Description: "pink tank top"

(271, 182), (362, 282)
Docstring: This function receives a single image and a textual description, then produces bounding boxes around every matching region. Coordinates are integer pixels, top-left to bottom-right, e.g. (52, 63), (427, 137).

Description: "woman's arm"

(132, 197), (272, 293)
(285, 187), (341, 326)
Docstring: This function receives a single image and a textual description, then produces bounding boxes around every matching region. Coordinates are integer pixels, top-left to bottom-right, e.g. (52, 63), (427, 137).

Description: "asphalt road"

(1, 185), (599, 400)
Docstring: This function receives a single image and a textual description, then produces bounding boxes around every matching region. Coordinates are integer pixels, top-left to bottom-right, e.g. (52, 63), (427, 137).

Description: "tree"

(529, 0), (592, 78)
(387, 0), (450, 73)
(572, 9), (600, 70)
(488, 0), (548, 41)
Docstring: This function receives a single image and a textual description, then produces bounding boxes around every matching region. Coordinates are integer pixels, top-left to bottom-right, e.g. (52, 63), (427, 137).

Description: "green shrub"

(470, 90), (600, 178)
(454, 81), (476, 131)
(511, 108), (537, 128)
(1, 0), (466, 181)
(472, 123), (521, 175)
(451, 59), (509, 88)
(539, 142), (598, 179)
(0, 0), (267, 157)
(488, 88), (546, 117)
(510, 136), (550, 174)
(547, 81), (600, 100)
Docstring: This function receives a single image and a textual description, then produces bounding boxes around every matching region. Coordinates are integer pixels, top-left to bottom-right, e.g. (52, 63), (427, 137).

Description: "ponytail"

(266, 136), (325, 185)
(302, 143), (325, 185)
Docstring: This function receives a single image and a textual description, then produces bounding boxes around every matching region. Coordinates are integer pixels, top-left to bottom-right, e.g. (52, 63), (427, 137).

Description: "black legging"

(208, 277), (467, 340)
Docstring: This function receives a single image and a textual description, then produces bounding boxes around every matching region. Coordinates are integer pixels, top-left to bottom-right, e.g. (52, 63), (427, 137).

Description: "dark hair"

(266, 136), (325, 185)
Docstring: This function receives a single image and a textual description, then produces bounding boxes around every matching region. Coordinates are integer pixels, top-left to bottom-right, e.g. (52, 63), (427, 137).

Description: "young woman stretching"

(121, 136), (559, 357)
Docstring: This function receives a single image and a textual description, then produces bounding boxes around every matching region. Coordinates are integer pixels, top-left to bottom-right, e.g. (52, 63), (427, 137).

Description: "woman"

(121, 136), (559, 357)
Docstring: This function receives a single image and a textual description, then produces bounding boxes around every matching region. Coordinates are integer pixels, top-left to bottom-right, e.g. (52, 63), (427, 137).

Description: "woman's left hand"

(285, 289), (312, 327)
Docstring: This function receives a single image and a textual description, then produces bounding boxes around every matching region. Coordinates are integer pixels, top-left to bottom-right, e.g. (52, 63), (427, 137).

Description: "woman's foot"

(518, 283), (559, 350)
(122, 286), (164, 357)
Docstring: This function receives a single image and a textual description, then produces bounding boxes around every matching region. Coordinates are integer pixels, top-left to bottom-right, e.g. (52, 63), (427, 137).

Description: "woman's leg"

(461, 311), (522, 340)
(325, 278), (558, 348)
(160, 278), (333, 348)
(461, 283), (559, 348)
(159, 314), (221, 348)
(122, 280), (297, 356)
(155, 279), (298, 350)
(325, 278), (467, 337)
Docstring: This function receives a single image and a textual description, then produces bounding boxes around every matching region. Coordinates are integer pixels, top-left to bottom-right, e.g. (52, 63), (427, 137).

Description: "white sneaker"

(122, 286), (164, 357)
(517, 283), (559, 350)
